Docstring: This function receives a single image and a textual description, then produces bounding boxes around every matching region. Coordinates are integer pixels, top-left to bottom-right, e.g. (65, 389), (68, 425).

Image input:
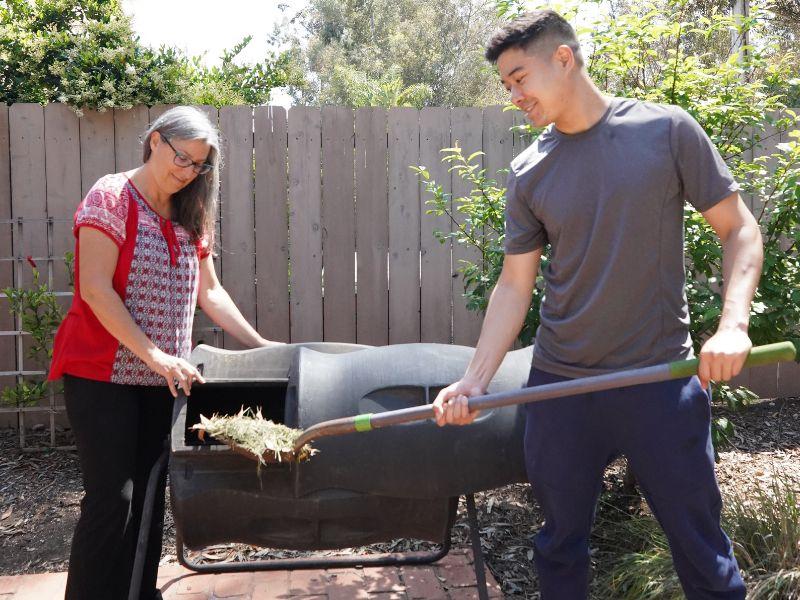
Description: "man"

(432, 10), (762, 600)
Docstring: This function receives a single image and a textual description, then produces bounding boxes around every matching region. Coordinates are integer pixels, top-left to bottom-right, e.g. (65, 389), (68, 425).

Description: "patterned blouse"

(50, 173), (211, 386)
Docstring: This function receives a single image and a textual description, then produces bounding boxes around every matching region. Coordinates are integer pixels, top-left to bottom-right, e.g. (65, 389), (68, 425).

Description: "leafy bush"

(1, 0), (187, 109)
(186, 36), (304, 108)
(590, 472), (800, 598)
(327, 65), (433, 108)
(0, 0), (302, 110)
(1, 257), (70, 407)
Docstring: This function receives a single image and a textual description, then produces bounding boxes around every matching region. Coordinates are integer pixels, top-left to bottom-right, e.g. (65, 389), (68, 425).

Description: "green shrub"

(1, 260), (67, 407)
(749, 569), (800, 600)
(727, 473), (800, 581)
(0, 0), (302, 110)
(590, 472), (800, 597)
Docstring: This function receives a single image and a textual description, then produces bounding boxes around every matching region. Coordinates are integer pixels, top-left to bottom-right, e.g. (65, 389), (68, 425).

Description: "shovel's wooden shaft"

(291, 341), (796, 453)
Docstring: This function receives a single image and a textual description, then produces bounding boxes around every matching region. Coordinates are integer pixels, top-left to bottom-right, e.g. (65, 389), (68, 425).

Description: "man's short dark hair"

(485, 9), (583, 67)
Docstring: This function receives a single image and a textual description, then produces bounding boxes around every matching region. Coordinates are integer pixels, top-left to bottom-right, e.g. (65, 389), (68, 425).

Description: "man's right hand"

(432, 379), (486, 427)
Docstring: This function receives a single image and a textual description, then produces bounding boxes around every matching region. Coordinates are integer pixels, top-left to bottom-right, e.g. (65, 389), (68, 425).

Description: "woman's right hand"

(146, 349), (206, 397)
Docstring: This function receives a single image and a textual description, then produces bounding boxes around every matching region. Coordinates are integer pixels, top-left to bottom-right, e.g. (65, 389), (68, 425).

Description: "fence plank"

(186, 106), (221, 348)
(148, 104), (177, 123)
(743, 112), (783, 394)
(113, 106), (149, 173)
(778, 361), (800, 398)
(749, 117), (774, 221)
(419, 107), (451, 344)
(483, 104), (514, 289)
(728, 368), (750, 395)
(0, 105), (15, 428)
(79, 109), (115, 197)
(483, 106), (514, 189)
(148, 104), (219, 344)
(10, 104), (47, 289)
(450, 108), (484, 347)
(254, 106), (290, 343)
(44, 104), (80, 292)
(321, 106), (356, 342)
(9, 104), (48, 431)
(218, 106), (256, 349)
(484, 106), (517, 347)
(773, 114), (798, 395)
(355, 108), (388, 346)
(512, 108), (533, 158)
(747, 365), (779, 399)
(288, 107), (323, 342)
(388, 108), (420, 344)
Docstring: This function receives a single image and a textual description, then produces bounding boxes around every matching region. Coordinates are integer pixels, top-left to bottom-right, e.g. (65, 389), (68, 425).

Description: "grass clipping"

(191, 407), (317, 464)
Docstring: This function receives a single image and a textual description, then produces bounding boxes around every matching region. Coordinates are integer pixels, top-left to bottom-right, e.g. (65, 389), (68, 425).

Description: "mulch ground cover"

(1, 395), (798, 598)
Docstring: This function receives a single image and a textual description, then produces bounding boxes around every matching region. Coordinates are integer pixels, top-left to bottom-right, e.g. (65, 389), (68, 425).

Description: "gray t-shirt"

(504, 97), (739, 378)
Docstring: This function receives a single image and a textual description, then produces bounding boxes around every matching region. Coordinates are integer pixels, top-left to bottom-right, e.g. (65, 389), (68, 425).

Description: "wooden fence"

(0, 103), (797, 445)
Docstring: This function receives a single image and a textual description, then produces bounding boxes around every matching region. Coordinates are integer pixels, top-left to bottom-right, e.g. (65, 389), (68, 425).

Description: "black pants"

(64, 375), (172, 600)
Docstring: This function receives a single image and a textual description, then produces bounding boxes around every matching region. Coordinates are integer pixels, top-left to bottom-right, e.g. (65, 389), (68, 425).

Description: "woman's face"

(149, 132), (211, 194)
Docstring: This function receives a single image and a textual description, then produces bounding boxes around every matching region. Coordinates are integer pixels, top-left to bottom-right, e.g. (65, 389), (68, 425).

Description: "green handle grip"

(668, 341), (797, 378)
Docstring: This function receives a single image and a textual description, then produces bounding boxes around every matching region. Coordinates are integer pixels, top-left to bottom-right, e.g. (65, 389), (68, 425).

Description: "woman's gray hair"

(142, 106), (220, 244)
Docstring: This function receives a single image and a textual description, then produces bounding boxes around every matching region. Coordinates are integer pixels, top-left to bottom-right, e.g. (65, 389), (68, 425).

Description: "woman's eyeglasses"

(160, 134), (213, 175)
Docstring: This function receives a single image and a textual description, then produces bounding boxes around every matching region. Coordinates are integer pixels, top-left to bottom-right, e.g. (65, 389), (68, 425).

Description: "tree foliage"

(287, 0), (507, 107)
(0, 0), (302, 109)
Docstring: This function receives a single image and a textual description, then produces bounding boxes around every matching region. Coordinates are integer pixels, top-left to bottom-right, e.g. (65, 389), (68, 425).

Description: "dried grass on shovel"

(191, 407), (316, 464)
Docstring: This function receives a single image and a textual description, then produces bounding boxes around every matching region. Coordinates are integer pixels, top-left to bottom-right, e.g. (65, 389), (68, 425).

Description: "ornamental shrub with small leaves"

(0, 257), (72, 408)
(416, 0), (800, 421)
(0, 0), (302, 110)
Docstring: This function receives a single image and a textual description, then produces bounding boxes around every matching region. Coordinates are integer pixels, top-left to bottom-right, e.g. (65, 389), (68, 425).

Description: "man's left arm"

(698, 192), (764, 389)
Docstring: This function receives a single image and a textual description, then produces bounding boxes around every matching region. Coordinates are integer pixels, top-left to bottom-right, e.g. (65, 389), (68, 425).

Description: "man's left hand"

(698, 328), (753, 390)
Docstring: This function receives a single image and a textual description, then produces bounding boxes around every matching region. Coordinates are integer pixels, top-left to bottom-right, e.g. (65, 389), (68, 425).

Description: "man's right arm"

(433, 248), (542, 426)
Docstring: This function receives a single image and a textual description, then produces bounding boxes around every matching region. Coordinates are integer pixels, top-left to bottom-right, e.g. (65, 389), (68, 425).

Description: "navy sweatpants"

(524, 368), (746, 600)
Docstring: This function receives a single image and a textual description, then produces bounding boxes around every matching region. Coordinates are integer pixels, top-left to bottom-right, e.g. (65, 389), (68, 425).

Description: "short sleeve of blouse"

(197, 229), (214, 259)
(73, 176), (129, 247)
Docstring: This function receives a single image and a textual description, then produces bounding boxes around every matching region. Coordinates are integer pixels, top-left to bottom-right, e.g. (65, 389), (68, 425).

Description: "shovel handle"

(468, 341), (796, 413)
(292, 341), (796, 453)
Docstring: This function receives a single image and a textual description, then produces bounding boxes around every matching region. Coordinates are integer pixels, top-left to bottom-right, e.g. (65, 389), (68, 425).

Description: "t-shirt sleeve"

(73, 180), (128, 247)
(503, 167), (547, 254)
(669, 107), (739, 212)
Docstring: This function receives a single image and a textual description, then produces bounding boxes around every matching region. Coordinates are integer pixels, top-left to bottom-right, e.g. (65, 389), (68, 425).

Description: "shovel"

(289, 341), (796, 457)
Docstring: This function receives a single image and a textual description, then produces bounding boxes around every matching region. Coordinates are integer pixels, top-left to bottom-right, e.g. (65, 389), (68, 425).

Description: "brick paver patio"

(0, 549), (504, 599)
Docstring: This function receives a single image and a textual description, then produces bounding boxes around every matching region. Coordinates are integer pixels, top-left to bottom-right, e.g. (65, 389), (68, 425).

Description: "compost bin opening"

(358, 385), (428, 413)
(184, 381), (288, 446)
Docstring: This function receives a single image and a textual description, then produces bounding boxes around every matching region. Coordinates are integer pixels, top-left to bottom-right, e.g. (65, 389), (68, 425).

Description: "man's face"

(497, 45), (568, 128)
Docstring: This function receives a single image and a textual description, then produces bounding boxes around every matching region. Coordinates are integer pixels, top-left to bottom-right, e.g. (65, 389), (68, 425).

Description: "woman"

(49, 106), (276, 600)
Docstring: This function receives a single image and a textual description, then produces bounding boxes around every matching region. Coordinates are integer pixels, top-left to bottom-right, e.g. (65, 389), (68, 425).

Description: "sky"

(120, 0), (308, 105)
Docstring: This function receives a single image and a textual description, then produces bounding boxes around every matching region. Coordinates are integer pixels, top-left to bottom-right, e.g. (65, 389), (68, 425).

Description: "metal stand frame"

(129, 440), (490, 600)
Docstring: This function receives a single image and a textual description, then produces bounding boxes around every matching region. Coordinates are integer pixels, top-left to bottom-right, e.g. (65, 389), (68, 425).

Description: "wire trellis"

(0, 216), (222, 450)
